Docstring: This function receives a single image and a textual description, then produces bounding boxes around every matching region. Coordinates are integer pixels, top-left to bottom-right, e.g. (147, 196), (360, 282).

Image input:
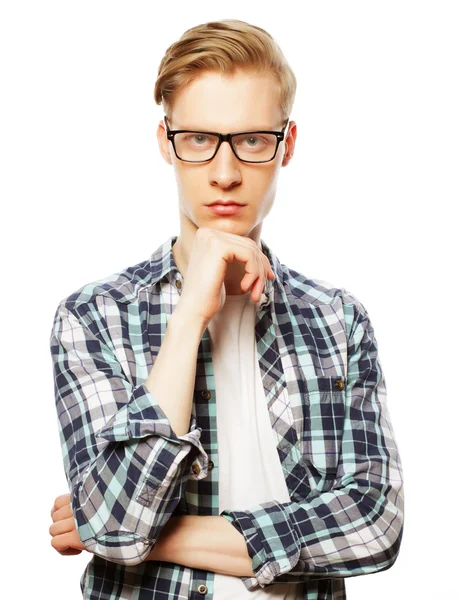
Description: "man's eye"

(236, 135), (267, 147)
(187, 135), (210, 144)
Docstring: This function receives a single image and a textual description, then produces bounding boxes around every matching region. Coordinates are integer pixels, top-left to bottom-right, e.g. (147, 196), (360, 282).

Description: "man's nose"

(212, 139), (244, 168)
(208, 140), (242, 186)
(214, 139), (239, 161)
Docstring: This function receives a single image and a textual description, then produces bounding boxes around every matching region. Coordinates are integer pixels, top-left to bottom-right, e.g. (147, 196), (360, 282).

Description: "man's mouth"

(207, 200), (245, 206)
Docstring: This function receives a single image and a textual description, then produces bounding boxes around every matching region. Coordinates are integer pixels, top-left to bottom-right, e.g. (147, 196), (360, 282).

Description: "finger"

(52, 493), (71, 514)
(51, 503), (74, 523)
(241, 269), (260, 294)
(50, 530), (85, 553)
(258, 251), (269, 299)
(252, 274), (264, 302)
(49, 516), (75, 537)
(50, 531), (73, 553)
(51, 493), (71, 518)
(260, 253), (275, 279)
(51, 529), (86, 554)
(251, 252), (265, 302)
(266, 262), (275, 279)
(239, 247), (262, 291)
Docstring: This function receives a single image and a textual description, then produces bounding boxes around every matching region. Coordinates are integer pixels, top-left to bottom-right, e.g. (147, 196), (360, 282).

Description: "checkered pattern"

(50, 235), (404, 599)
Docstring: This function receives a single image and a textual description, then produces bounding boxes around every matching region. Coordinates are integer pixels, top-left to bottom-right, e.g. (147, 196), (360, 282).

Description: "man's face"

(157, 68), (296, 239)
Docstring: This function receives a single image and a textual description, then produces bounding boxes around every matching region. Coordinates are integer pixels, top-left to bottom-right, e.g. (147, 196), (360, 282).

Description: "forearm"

(147, 515), (254, 577)
(145, 308), (206, 437)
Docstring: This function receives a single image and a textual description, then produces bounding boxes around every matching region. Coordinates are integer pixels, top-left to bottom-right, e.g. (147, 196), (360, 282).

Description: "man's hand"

(49, 493), (88, 556)
(48, 492), (175, 561)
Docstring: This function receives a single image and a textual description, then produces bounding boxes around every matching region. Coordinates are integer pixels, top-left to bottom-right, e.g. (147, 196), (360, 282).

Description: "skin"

(49, 494), (86, 556)
(49, 493), (254, 576)
(157, 67), (297, 294)
(49, 67), (298, 575)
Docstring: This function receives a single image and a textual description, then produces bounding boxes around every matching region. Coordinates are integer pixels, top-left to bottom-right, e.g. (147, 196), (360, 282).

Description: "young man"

(49, 19), (404, 600)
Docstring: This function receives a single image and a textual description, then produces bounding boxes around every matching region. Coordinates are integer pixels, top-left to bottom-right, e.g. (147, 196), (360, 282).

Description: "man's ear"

(281, 120), (297, 167)
(157, 120), (173, 165)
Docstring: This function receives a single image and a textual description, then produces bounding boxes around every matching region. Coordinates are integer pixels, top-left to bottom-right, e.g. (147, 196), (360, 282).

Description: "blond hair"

(153, 19), (296, 122)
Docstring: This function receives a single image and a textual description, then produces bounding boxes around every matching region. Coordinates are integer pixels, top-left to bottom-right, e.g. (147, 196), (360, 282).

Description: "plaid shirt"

(50, 235), (404, 599)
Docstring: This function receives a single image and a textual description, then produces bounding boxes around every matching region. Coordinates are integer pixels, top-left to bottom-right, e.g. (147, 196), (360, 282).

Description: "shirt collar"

(149, 235), (283, 306)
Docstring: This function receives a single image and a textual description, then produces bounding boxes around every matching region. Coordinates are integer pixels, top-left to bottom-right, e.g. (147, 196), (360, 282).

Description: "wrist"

(169, 305), (208, 339)
(146, 516), (188, 562)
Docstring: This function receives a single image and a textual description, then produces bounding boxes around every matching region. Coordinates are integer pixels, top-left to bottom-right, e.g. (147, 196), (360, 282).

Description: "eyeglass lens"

(173, 132), (278, 162)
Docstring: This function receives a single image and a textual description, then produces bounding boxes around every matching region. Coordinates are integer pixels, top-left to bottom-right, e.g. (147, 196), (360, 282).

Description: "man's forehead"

(168, 117), (284, 131)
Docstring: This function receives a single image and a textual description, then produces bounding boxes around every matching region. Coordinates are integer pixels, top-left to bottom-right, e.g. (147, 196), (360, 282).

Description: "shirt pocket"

(300, 375), (346, 492)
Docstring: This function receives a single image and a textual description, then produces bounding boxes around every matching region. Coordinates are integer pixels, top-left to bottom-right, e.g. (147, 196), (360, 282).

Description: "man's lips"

(206, 203), (246, 216)
(207, 201), (246, 206)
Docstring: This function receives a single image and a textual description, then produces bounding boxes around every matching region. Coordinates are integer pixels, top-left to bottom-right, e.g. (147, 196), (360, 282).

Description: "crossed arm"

(147, 514), (254, 577)
(49, 295), (403, 585)
(49, 302), (255, 576)
(49, 493), (254, 577)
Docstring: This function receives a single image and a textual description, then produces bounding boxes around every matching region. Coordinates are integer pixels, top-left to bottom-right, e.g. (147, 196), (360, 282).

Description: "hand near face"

(176, 227), (275, 328)
(49, 493), (88, 556)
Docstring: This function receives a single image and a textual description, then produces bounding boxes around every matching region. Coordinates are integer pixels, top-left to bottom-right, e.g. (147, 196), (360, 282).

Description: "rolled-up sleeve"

(220, 293), (404, 589)
(50, 302), (208, 566)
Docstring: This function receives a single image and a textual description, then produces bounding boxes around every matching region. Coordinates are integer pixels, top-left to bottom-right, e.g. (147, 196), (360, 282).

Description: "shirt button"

(201, 389), (211, 400)
(198, 584), (208, 594)
(207, 460), (214, 471)
(191, 462), (201, 475)
(175, 279), (182, 289)
(335, 378), (345, 390)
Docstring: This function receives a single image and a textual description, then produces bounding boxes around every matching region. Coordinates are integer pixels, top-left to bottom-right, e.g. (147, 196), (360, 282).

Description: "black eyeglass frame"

(164, 115), (290, 164)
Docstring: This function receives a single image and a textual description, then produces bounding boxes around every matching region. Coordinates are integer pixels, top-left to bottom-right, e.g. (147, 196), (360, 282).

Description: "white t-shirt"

(207, 290), (303, 599)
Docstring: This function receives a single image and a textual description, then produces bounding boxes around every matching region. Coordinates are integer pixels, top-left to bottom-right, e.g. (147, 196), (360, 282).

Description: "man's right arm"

(50, 300), (208, 567)
(144, 303), (207, 437)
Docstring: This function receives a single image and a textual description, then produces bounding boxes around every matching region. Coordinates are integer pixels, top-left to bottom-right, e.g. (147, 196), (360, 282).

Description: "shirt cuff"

(95, 382), (208, 468)
(219, 500), (301, 588)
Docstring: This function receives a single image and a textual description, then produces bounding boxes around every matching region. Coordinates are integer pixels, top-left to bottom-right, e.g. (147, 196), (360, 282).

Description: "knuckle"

(206, 231), (219, 246)
(199, 227), (212, 239)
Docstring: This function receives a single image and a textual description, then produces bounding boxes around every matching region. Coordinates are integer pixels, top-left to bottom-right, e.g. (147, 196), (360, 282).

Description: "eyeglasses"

(164, 115), (290, 163)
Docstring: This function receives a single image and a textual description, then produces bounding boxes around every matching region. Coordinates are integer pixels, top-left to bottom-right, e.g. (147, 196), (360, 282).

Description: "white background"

(1, 1), (458, 598)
